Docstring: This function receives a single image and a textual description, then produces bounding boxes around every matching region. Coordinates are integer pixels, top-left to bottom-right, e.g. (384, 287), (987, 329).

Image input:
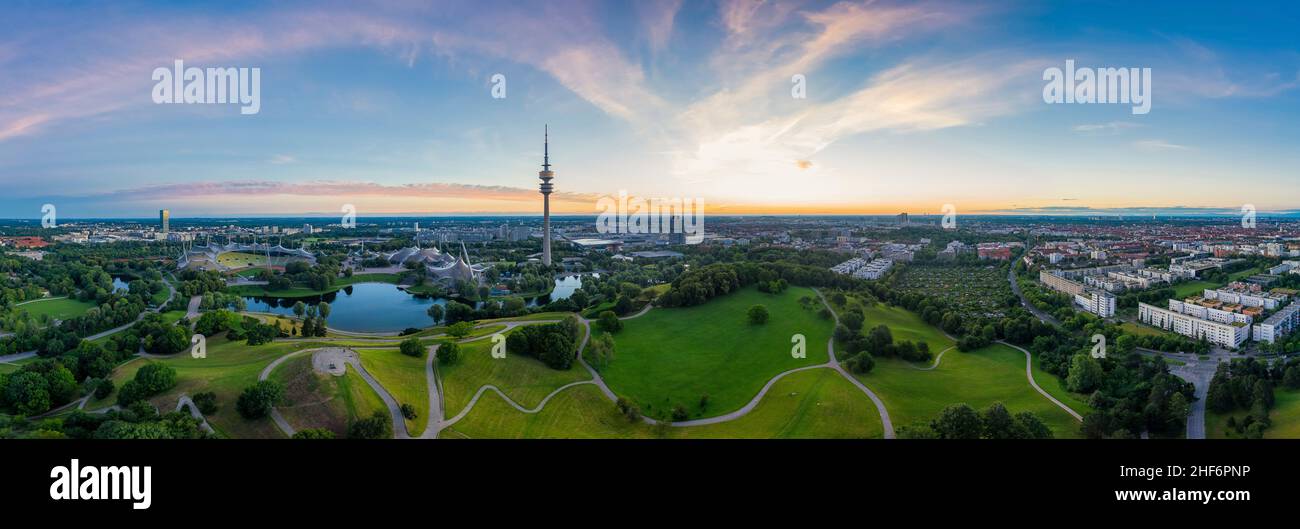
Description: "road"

(1138, 347), (1223, 439)
(1008, 267), (1061, 327)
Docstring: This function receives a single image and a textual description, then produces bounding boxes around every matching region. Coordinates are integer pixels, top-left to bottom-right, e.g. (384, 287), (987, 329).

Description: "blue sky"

(1, 0), (1298, 217)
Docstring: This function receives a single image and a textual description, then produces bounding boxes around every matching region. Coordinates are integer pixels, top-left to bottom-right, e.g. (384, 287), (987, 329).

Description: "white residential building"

(1139, 301), (1250, 349)
(1253, 302), (1300, 343)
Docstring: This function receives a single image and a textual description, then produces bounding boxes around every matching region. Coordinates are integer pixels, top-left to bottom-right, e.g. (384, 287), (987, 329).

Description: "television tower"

(539, 125), (554, 266)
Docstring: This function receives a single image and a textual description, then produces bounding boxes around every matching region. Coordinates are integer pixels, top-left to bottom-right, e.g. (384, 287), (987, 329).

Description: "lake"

(243, 275), (591, 333)
(243, 282), (445, 333)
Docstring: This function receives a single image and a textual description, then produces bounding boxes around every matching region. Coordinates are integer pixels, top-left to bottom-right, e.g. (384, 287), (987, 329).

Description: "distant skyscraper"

(897, 212), (909, 225)
(538, 125), (554, 266)
(159, 209), (169, 233)
(303, 223), (313, 234)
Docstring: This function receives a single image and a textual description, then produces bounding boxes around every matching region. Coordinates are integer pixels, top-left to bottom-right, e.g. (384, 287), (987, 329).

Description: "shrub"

(399, 337), (424, 357)
(93, 378), (114, 400)
(615, 397), (641, 423)
(292, 428), (335, 439)
(348, 411), (393, 439)
(191, 391), (218, 415)
(671, 405), (689, 422)
(438, 341), (462, 365)
(747, 304), (769, 325)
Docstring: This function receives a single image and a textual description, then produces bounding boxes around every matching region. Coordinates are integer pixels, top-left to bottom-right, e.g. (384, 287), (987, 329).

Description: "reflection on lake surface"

(241, 275), (594, 333)
(243, 282), (444, 333)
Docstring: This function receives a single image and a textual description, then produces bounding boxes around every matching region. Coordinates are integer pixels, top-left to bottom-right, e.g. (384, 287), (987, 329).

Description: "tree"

(444, 301), (476, 324)
(438, 341), (462, 365)
(4, 371), (51, 416)
(400, 403), (417, 420)
(840, 310), (865, 331)
(539, 332), (575, 370)
(1167, 392), (1190, 432)
(348, 410), (392, 439)
(1015, 411), (1053, 439)
(1065, 353), (1104, 393)
(586, 333), (616, 369)
(427, 304), (445, 324)
(235, 380), (284, 419)
(292, 301), (306, 318)
(399, 337), (424, 358)
(747, 304), (769, 325)
(447, 321), (475, 339)
(941, 312), (963, 334)
(931, 403), (982, 439)
(117, 362), (176, 406)
(93, 378), (114, 400)
(598, 310), (622, 333)
(318, 301), (331, 319)
(292, 428), (335, 439)
(846, 352), (875, 374)
(1286, 366), (1300, 390)
(981, 402), (1019, 439)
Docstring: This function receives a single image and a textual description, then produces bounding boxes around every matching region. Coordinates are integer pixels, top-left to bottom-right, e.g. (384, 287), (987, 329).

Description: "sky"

(1, 0), (1298, 218)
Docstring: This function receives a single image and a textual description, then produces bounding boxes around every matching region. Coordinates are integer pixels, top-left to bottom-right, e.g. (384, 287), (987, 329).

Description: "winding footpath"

(999, 341), (1083, 421)
(906, 346), (955, 371)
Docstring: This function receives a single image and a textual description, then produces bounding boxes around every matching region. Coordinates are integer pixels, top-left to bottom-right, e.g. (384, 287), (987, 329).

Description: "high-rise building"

(538, 125), (554, 266)
(159, 209), (170, 233)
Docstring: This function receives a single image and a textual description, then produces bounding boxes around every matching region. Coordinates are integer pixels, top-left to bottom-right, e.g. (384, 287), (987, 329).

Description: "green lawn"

(444, 367), (883, 439)
(599, 286), (832, 420)
(15, 297), (97, 321)
(270, 352), (387, 438)
(1172, 280), (1217, 299)
(0, 363), (18, 375)
(355, 347), (430, 435)
(217, 251), (270, 269)
(858, 302), (956, 356)
(89, 336), (331, 438)
(1120, 322), (1169, 338)
(439, 329), (592, 419)
(1029, 351), (1093, 416)
(854, 342), (1083, 438)
(1207, 387), (1300, 439)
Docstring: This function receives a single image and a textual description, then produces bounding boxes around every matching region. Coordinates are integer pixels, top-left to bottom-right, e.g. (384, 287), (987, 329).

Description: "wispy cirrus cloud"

(1073, 121), (1142, 135)
(1133, 139), (1191, 152)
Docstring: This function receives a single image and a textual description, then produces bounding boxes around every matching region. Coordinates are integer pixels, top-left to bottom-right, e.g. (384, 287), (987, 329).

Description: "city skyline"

(2, 0), (1299, 217)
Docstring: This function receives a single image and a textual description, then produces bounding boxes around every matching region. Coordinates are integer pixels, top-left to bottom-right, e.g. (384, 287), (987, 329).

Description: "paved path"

(14, 296), (69, 306)
(441, 380), (597, 427)
(999, 341), (1083, 421)
(259, 347), (412, 439)
(906, 346), (955, 371)
(185, 295), (202, 320)
(440, 294), (897, 437)
(815, 289), (896, 438)
(419, 344), (444, 438)
(0, 351), (36, 364)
